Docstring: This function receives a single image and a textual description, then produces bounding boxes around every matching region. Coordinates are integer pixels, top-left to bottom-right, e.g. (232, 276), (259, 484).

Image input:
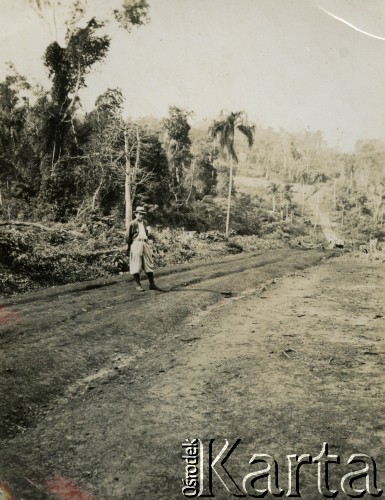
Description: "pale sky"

(1, 0), (385, 151)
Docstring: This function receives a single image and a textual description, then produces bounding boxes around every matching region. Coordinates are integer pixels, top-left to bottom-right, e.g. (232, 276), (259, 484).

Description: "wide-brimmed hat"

(135, 206), (146, 214)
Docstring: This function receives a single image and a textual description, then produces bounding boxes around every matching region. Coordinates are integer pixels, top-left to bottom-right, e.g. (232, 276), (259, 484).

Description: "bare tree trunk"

(90, 164), (104, 212)
(131, 125), (141, 205)
(314, 191), (320, 229)
(52, 0), (59, 41)
(0, 220), (83, 236)
(51, 142), (56, 176)
(186, 160), (195, 205)
(124, 129), (132, 232)
(302, 181), (305, 216)
(225, 156), (233, 237)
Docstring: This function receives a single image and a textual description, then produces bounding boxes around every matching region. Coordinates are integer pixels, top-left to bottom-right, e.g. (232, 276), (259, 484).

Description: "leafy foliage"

(113, 0), (150, 31)
(162, 106), (193, 201)
(2, 0), (384, 296)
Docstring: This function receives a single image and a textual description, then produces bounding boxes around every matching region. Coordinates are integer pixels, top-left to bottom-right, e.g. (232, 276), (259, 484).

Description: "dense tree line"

(0, 1), (221, 229)
(0, 0), (384, 240)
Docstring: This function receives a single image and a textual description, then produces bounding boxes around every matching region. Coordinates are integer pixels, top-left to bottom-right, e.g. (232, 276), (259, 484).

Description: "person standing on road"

(126, 206), (162, 292)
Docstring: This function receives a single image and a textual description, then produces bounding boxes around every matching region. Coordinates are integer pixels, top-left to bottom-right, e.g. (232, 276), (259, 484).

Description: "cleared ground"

(1, 248), (384, 499)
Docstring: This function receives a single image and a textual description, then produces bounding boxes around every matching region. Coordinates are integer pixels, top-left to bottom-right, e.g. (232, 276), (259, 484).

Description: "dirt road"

(1, 248), (384, 499)
(235, 175), (343, 245)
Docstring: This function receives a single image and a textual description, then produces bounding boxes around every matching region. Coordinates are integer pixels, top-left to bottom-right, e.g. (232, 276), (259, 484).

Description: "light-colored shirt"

(137, 222), (147, 240)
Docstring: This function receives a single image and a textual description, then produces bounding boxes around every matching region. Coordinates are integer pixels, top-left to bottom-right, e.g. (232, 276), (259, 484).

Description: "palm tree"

(209, 111), (255, 236)
(267, 182), (280, 212)
(281, 184), (294, 219)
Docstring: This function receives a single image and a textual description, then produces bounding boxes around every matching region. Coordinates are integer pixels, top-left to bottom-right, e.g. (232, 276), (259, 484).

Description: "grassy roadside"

(0, 221), (325, 298)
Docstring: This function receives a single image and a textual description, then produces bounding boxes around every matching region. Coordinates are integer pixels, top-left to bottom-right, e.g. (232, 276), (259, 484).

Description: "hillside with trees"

(1, 0), (384, 297)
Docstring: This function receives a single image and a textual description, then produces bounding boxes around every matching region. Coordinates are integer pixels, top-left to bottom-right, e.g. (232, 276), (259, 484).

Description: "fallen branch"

(0, 221), (84, 238)
(37, 247), (127, 259)
(80, 247), (126, 257)
(0, 220), (54, 231)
